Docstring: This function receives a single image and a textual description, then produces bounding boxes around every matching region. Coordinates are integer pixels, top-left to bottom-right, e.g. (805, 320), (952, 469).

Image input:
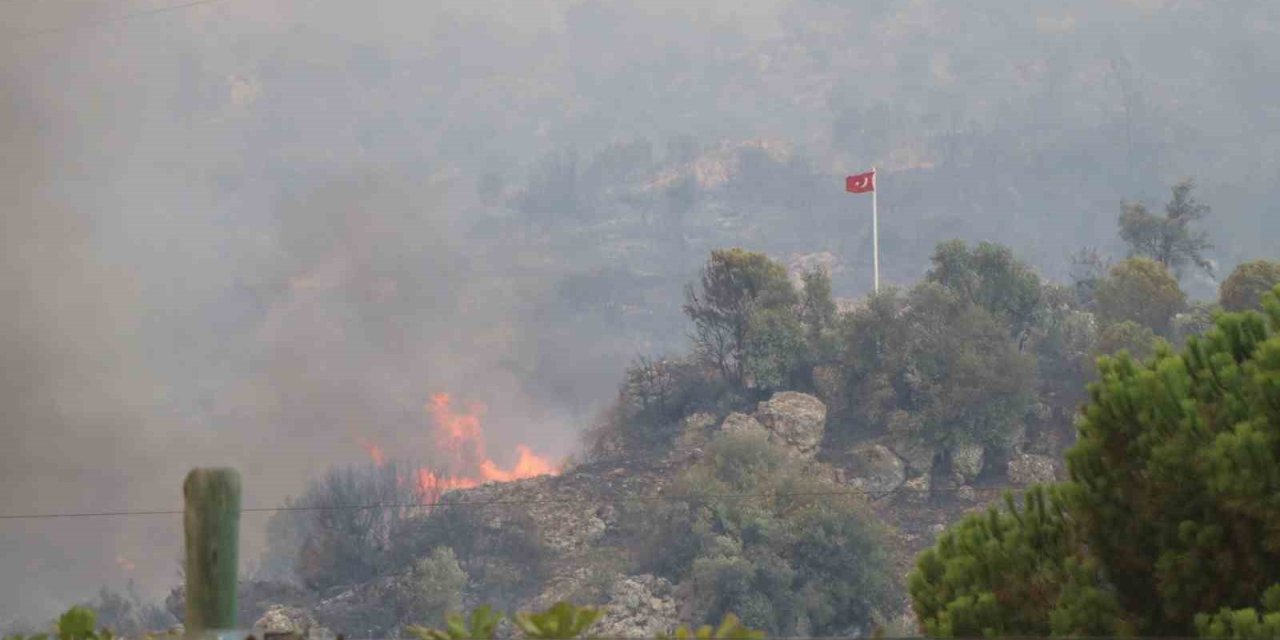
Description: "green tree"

(1093, 257), (1186, 336)
(910, 285), (1280, 637)
(798, 267), (838, 359)
(1117, 179), (1213, 276)
(909, 486), (1118, 638)
(1024, 284), (1099, 449)
(1220, 259), (1280, 312)
(1093, 319), (1161, 362)
(683, 249), (798, 387)
(926, 240), (1042, 340)
(742, 306), (805, 393)
(839, 284), (1036, 452)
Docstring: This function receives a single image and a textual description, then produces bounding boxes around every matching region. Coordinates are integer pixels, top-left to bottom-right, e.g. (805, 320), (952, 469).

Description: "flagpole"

(872, 167), (879, 293)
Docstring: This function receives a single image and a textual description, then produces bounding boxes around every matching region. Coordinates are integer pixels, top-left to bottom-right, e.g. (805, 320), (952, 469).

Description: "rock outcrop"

(592, 575), (678, 638)
(842, 444), (906, 494)
(754, 391), (826, 457)
(255, 605), (335, 640)
(883, 432), (936, 476)
(719, 411), (766, 436)
(950, 443), (985, 482)
(1007, 453), (1058, 485)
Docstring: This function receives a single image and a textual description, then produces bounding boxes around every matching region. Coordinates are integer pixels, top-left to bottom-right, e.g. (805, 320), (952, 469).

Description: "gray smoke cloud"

(4, 0), (1280, 627)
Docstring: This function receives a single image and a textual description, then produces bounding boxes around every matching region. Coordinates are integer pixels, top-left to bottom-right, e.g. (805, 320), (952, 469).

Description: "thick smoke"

(4, 0), (1280, 627)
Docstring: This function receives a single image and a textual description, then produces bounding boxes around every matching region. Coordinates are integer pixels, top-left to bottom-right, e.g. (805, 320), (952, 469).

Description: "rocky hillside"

(223, 391), (1064, 639)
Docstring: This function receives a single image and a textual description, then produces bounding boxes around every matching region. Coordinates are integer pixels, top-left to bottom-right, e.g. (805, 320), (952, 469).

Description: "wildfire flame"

(354, 392), (558, 502)
(115, 554), (135, 572)
(356, 437), (386, 467)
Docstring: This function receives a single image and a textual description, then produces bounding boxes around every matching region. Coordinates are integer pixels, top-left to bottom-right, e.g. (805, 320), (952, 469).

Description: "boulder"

(754, 392), (826, 457)
(1007, 453), (1058, 485)
(898, 473), (931, 504)
(885, 438), (936, 475)
(255, 605), (335, 640)
(843, 444), (906, 494)
(672, 412), (718, 458)
(719, 412), (766, 436)
(950, 443), (985, 482)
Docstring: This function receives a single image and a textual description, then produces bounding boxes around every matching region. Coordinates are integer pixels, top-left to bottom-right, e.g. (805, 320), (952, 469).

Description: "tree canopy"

(910, 284), (1280, 637)
(1117, 179), (1213, 277)
(839, 282), (1037, 454)
(1093, 257), (1186, 337)
(926, 240), (1042, 340)
(683, 249), (798, 389)
(1220, 259), (1280, 312)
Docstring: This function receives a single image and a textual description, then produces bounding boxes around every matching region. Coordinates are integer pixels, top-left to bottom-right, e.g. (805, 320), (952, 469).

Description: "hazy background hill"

(2, 0), (1278, 625)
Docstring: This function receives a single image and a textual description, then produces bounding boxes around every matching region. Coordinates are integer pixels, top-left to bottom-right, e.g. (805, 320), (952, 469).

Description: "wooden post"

(184, 468), (241, 636)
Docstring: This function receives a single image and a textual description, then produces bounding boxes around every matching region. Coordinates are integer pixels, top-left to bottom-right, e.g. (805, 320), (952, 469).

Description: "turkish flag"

(845, 170), (875, 193)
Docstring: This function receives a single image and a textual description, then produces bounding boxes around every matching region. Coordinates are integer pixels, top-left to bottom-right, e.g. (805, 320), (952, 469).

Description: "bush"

(407, 503), (551, 612)
(285, 460), (426, 591)
(629, 431), (896, 635)
(407, 548), (468, 627)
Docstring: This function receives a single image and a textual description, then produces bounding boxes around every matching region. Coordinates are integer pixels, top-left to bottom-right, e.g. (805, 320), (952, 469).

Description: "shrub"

(629, 431), (896, 635)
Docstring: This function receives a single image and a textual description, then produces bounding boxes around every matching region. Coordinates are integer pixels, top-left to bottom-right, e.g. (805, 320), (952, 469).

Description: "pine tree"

(910, 284), (1280, 637)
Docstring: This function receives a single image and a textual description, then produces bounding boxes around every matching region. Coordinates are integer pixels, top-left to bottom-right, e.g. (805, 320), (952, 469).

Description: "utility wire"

(6, 0), (230, 42)
(0, 485), (1023, 521)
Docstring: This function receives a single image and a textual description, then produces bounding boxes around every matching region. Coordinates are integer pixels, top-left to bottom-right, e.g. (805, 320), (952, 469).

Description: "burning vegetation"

(356, 392), (558, 504)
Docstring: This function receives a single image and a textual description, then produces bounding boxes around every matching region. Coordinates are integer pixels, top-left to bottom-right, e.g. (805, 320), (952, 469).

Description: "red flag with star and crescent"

(845, 170), (875, 193)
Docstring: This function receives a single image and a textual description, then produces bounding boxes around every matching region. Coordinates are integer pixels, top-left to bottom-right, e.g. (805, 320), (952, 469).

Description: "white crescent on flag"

(845, 170), (875, 194)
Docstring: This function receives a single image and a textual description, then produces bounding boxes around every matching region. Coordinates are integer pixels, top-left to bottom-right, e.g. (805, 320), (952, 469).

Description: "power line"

(0, 485), (1023, 521)
(6, 0), (231, 42)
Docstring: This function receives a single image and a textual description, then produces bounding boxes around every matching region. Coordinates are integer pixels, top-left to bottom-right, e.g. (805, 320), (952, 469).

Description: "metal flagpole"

(872, 167), (879, 293)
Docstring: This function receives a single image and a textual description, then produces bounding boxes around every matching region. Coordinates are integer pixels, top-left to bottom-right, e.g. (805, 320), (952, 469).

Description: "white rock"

(843, 444), (906, 494)
(754, 392), (826, 457)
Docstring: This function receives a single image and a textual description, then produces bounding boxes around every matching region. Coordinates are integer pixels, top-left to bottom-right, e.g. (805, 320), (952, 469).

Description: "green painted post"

(184, 468), (241, 636)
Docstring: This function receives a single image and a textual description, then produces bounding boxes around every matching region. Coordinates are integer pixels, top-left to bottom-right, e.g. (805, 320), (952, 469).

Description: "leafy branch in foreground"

(514, 602), (604, 639)
(406, 605), (503, 640)
(3, 606), (163, 640)
(407, 602), (764, 640)
(657, 614), (765, 640)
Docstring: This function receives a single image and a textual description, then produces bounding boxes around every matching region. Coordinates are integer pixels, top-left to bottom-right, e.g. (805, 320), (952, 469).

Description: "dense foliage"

(909, 285), (1280, 637)
(1117, 179), (1214, 277)
(628, 430), (895, 636)
(838, 283), (1036, 453)
(1, 606), (167, 640)
(407, 602), (761, 640)
(1220, 260), (1280, 312)
(1093, 257), (1186, 337)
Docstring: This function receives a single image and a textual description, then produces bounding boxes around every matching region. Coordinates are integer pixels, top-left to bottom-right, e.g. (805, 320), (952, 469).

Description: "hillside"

(197, 388), (1063, 639)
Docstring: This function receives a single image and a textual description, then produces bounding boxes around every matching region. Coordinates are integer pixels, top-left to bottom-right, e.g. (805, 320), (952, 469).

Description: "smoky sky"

(3, 0), (1280, 626)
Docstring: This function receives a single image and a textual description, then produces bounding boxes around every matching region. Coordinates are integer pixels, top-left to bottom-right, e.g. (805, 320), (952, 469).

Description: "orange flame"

(115, 554), (135, 572)
(354, 392), (558, 503)
(357, 437), (387, 467)
(479, 445), (558, 482)
(417, 392), (557, 496)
